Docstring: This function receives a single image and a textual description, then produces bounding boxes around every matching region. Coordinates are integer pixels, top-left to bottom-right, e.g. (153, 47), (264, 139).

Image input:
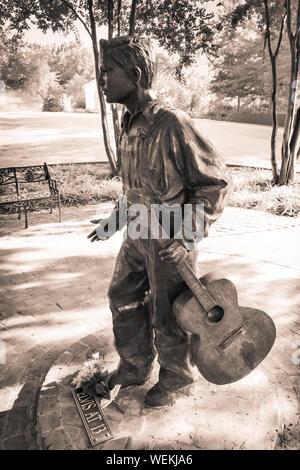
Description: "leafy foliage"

(0, 0), (73, 34)
(218, 0), (286, 35)
(0, 29), (29, 89)
(135, 0), (215, 74)
(42, 86), (64, 111)
(47, 42), (94, 86)
(24, 61), (58, 99)
(0, 0), (217, 74)
(154, 50), (210, 114)
(210, 32), (265, 108)
(0, 26), (94, 109)
(209, 23), (291, 112)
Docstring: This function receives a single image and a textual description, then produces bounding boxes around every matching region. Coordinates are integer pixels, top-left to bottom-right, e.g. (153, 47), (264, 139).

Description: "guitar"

(172, 266), (276, 385)
(125, 189), (276, 385)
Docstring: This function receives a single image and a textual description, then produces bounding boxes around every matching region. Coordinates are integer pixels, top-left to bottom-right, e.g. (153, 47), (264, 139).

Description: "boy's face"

(99, 52), (136, 104)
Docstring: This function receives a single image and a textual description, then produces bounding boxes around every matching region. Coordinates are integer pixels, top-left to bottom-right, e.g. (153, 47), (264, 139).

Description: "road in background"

(0, 92), (290, 169)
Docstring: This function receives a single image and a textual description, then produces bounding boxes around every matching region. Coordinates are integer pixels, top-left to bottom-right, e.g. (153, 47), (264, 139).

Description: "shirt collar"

(122, 90), (157, 132)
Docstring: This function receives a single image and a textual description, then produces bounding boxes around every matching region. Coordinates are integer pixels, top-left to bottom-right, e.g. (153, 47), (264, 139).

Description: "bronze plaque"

(71, 387), (113, 447)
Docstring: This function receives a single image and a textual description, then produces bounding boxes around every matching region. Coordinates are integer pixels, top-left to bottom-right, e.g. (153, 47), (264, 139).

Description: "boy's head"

(99, 36), (155, 103)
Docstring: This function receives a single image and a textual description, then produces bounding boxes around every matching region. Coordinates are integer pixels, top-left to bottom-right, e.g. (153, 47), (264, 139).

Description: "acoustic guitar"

(172, 265), (276, 385)
(126, 189), (276, 385)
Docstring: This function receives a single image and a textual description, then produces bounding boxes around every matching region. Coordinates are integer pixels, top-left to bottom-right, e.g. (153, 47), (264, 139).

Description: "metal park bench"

(0, 163), (62, 228)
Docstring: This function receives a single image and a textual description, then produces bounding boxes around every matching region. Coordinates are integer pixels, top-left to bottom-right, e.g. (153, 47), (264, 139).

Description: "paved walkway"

(0, 204), (299, 449)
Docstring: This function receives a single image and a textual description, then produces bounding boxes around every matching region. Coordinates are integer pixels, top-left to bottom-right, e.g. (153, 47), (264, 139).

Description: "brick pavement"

(36, 331), (279, 450)
(0, 204), (299, 450)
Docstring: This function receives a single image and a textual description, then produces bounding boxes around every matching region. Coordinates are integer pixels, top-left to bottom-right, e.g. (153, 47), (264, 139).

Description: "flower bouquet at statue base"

(72, 352), (121, 409)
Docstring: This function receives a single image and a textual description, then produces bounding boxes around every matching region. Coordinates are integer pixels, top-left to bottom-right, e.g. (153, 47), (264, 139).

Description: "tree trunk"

(279, 57), (299, 184)
(269, 56), (279, 184)
(288, 106), (300, 181)
(237, 94), (241, 112)
(279, 0), (300, 185)
(129, 0), (137, 35)
(117, 0), (122, 35)
(263, 0), (286, 184)
(280, 105), (300, 185)
(108, 0), (121, 168)
(87, 0), (117, 175)
(108, 0), (114, 40)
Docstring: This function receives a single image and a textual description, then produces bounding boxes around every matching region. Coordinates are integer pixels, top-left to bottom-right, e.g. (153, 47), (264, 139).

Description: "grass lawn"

(0, 162), (299, 219)
(47, 163), (300, 218)
(0, 98), (299, 218)
(1, 107), (296, 171)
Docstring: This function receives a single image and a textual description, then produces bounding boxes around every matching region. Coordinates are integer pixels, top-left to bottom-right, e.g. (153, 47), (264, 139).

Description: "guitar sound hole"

(207, 306), (224, 323)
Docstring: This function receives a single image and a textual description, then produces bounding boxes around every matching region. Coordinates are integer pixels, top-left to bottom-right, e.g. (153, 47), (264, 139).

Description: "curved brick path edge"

(0, 343), (65, 450)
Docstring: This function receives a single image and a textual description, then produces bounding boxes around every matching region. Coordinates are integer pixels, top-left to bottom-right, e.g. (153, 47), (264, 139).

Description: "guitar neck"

(176, 260), (217, 313)
(125, 189), (218, 313)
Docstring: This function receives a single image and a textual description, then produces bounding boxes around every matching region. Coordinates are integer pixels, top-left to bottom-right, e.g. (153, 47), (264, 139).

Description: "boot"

(108, 360), (153, 390)
(144, 382), (175, 407)
(144, 377), (194, 407)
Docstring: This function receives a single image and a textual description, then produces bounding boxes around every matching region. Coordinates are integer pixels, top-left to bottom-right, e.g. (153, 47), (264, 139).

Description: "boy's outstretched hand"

(87, 218), (117, 242)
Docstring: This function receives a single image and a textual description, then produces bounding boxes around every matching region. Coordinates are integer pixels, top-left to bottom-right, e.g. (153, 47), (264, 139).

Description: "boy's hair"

(99, 36), (155, 89)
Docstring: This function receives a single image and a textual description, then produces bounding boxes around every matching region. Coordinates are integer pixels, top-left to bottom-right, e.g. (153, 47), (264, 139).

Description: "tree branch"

(285, 0), (294, 44)
(61, 0), (92, 38)
(263, 0), (274, 58)
(87, 0), (99, 67)
(87, 0), (117, 174)
(275, 11), (286, 57)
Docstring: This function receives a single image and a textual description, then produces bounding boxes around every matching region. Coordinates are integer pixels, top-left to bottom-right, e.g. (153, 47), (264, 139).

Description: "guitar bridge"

(218, 324), (244, 350)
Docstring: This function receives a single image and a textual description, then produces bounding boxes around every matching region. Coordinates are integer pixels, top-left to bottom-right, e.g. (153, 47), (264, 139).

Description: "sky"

(24, 22), (105, 47)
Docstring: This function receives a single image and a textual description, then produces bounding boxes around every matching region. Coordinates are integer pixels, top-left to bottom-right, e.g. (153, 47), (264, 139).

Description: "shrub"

(228, 167), (300, 216)
(42, 87), (64, 112)
(49, 163), (122, 206)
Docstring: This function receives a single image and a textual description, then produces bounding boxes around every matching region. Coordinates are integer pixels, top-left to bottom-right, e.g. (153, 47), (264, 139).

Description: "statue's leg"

(144, 242), (197, 405)
(108, 238), (155, 388)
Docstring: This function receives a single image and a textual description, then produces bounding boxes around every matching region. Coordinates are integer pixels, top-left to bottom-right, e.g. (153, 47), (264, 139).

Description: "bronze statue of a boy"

(88, 36), (230, 407)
